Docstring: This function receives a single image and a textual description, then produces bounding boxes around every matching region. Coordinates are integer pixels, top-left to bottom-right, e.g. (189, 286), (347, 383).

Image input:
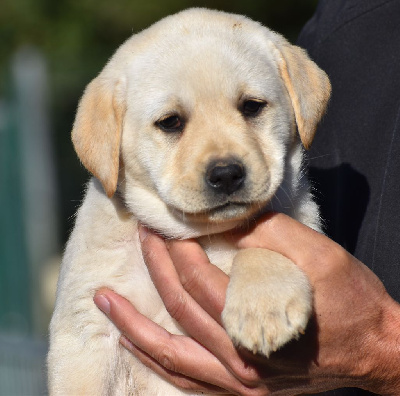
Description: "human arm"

(94, 213), (400, 394)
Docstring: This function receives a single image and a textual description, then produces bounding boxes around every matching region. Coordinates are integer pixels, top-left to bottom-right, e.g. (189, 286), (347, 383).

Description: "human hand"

(94, 213), (400, 395)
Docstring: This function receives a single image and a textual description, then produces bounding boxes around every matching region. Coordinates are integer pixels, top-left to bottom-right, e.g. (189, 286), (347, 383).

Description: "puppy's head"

(72, 9), (330, 237)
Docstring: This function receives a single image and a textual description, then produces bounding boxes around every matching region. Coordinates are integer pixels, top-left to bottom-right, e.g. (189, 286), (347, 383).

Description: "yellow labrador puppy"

(48, 8), (330, 395)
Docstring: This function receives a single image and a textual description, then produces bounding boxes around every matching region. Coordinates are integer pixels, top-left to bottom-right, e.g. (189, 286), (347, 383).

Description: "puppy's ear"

(72, 77), (126, 197)
(274, 43), (331, 149)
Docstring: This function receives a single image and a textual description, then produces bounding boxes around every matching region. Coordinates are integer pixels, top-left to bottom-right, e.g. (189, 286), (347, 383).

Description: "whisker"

(307, 153), (331, 161)
(278, 184), (295, 210)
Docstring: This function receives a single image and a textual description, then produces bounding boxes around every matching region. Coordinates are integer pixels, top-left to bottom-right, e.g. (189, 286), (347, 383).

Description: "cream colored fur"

(48, 8), (331, 395)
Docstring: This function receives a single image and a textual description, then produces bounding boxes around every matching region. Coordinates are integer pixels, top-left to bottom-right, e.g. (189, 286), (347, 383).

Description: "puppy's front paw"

(222, 248), (312, 357)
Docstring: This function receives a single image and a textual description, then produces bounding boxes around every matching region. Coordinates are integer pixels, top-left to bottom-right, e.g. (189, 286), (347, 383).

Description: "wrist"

(362, 296), (400, 394)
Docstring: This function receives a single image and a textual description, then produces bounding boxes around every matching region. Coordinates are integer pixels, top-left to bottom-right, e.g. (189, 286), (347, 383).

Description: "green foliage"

(1, 0), (318, 91)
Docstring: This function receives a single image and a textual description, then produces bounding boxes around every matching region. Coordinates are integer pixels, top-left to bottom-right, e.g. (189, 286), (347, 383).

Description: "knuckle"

(163, 290), (188, 322)
(230, 361), (260, 386)
(155, 344), (178, 372)
(310, 240), (353, 285)
(318, 241), (349, 272)
(179, 264), (201, 295)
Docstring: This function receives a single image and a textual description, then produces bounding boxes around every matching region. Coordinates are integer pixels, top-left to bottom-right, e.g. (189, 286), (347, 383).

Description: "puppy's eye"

(157, 115), (184, 132)
(241, 100), (267, 117)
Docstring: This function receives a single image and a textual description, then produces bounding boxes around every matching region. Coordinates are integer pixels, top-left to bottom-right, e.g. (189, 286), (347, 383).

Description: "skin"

(94, 213), (400, 395)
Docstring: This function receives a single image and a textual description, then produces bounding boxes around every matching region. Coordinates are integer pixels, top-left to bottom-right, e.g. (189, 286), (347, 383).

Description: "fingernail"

(138, 224), (149, 242)
(94, 294), (110, 315)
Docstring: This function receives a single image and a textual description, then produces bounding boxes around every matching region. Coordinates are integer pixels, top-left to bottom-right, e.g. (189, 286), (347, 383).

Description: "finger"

(139, 226), (224, 339)
(166, 238), (229, 323)
(94, 290), (257, 395)
(138, 227), (262, 385)
(120, 336), (233, 394)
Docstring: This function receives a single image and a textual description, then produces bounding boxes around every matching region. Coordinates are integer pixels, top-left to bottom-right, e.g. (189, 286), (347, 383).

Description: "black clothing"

(297, 0), (400, 394)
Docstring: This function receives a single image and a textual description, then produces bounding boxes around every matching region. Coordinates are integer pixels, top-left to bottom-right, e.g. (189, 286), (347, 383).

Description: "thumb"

(229, 213), (336, 280)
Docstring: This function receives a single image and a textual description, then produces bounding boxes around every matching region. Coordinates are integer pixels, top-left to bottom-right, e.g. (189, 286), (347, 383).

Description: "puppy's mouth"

(208, 201), (249, 213)
(179, 200), (261, 223)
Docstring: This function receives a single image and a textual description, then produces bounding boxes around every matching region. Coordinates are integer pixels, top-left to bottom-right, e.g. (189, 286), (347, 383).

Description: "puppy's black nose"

(206, 159), (245, 195)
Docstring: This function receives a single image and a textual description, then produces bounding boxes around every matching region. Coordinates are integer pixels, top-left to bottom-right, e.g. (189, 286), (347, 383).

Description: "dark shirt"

(297, 0), (400, 394)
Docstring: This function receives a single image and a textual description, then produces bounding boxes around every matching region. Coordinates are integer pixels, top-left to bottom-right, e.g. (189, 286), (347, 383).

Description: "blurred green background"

(0, 0), (317, 394)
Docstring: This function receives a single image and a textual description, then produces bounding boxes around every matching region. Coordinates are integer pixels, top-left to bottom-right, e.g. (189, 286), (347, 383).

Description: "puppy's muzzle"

(205, 158), (246, 196)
